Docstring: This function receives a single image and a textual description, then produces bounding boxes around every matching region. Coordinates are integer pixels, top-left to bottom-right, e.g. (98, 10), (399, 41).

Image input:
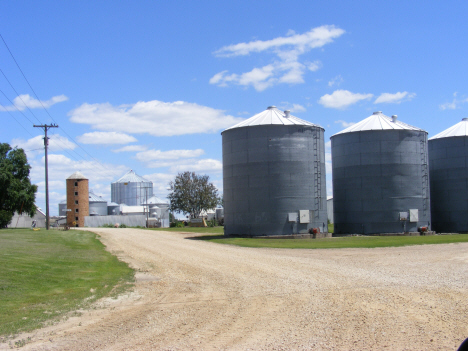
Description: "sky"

(1, 1), (468, 216)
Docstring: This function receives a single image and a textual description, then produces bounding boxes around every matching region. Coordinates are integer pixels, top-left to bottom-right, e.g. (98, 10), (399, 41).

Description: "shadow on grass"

(185, 234), (225, 241)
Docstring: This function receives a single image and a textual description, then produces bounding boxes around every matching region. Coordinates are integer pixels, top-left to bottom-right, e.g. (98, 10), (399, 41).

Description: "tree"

(0, 143), (37, 227)
(168, 171), (219, 219)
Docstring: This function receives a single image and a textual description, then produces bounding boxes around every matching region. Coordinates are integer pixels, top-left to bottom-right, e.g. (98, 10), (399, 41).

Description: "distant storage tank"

(58, 200), (67, 216)
(111, 170), (153, 206)
(107, 202), (120, 215)
(88, 191), (108, 216)
(331, 112), (431, 234)
(429, 118), (468, 232)
(222, 106), (327, 236)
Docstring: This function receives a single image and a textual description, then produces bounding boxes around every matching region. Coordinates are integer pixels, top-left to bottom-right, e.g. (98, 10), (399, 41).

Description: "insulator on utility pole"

(33, 124), (58, 230)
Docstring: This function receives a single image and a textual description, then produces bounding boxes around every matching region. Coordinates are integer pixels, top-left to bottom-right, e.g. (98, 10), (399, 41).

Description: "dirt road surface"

(7, 228), (468, 350)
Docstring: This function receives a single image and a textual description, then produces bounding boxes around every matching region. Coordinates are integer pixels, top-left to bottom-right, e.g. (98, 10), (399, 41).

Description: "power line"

(0, 102), (34, 137)
(0, 68), (42, 124)
(0, 33), (125, 182)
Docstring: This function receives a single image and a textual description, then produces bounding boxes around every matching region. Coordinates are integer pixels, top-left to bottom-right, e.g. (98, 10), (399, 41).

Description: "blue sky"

(1, 1), (468, 216)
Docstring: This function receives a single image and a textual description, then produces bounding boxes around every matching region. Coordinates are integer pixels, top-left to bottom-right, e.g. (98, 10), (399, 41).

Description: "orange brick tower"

(66, 172), (89, 227)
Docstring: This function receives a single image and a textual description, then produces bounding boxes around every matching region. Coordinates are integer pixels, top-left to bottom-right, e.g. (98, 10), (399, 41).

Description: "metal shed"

(222, 106), (327, 236)
(331, 112), (431, 234)
(429, 118), (468, 232)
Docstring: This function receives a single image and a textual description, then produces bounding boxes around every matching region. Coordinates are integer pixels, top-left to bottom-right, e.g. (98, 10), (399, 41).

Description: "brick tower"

(66, 172), (89, 227)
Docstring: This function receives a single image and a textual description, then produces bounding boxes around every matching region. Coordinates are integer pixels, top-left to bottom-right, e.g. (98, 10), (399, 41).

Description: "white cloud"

(69, 100), (244, 136)
(214, 25), (345, 57)
(112, 145), (148, 153)
(439, 93), (468, 110)
(325, 140), (331, 149)
(0, 94), (68, 111)
(335, 120), (356, 128)
(210, 25), (344, 91)
(135, 149), (205, 162)
(77, 131), (137, 145)
(318, 90), (373, 109)
(279, 102), (306, 113)
(374, 91), (415, 104)
(11, 134), (76, 159)
(170, 159), (222, 173)
(328, 75), (343, 87)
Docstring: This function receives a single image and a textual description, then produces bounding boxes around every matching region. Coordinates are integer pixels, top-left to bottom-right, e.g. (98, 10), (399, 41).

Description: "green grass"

(196, 233), (468, 249)
(150, 226), (224, 234)
(0, 229), (134, 337)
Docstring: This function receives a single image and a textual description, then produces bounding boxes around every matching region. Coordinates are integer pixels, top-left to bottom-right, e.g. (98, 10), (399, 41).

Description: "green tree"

(0, 143), (37, 227)
(168, 171), (219, 219)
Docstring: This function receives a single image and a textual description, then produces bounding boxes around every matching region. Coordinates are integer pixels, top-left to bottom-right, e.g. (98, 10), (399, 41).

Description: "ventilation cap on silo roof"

(392, 115), (398, 123)
(429, 118), (468, 140)
(222, 106), (323, 131)
(332, 112), (425, 137)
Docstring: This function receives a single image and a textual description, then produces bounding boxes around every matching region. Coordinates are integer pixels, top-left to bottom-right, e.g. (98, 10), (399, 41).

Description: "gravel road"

(10, 228), (468, 350)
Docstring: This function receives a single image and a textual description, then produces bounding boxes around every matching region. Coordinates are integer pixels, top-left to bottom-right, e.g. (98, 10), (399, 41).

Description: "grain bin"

(88, 191), (108, 216)
(331, 112), (431, 234)
(58, 200), (67, 216)
(222, 106), (327, 236)
(429, 118), (468, 232)
(111, 170), (153, 206)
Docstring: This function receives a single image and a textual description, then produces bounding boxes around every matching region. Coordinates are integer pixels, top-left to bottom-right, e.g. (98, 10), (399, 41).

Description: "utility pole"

(33, 124), (58, 230)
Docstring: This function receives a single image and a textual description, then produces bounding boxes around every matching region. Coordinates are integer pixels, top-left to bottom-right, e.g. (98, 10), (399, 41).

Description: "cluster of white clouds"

(0, 94), (68, 111)
(210, 25), (345, 91)
(69, 100), (244, 137)
(319, 90), (416, 109)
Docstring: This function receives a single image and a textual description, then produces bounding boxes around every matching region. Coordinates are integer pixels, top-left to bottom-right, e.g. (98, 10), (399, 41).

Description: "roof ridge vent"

(391, 115), (398, 123)
(373, 111), (382, 115)
(463, 118), (468, 121)
(284, 110), (290, 118)
(267, 106), (276, 110)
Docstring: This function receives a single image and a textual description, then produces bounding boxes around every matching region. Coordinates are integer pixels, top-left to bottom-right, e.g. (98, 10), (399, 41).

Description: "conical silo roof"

(223, 106), (322, 132)
(88, 191), (107, 203)
(142, 195), (169, 205)
(332, 111), (425, 136)
(429, 118), (468, 140)
(67, 171), (87, 180)
(113, 170), (152, 184)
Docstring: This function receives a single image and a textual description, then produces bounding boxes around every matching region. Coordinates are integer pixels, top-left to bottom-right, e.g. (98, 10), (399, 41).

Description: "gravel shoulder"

(7, 228), (468, 350)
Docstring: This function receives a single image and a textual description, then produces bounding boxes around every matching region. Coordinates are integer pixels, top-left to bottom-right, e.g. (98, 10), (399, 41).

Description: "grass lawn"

(195, 233), (468, 249)
(0, 228), (134, 338)
(150, 226), (224, 234)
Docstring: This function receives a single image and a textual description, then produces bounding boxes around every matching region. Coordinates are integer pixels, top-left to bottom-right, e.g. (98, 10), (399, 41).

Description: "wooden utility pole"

(33, 124), (58, 230)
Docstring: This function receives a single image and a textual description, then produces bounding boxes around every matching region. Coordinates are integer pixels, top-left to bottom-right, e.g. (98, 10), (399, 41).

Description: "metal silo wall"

(58, 202), (67, 216)
(89, 202), (108, 216)
(111, 181), (153, 206)
(429, 136), (468, 232)
(331, 130), (431, 234)
(223, 125), (327, 236)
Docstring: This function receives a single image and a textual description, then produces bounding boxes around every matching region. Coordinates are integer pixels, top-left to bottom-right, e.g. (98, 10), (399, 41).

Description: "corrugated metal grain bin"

(58, 200), (67, 216)
(107, 202), (120, 215)
(111, 170), (153, 206)
(429, 118), (468, 232)
(89, 191), (108, 216)
(331, 112), (431, 234)
(222, 106), (327, 236)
